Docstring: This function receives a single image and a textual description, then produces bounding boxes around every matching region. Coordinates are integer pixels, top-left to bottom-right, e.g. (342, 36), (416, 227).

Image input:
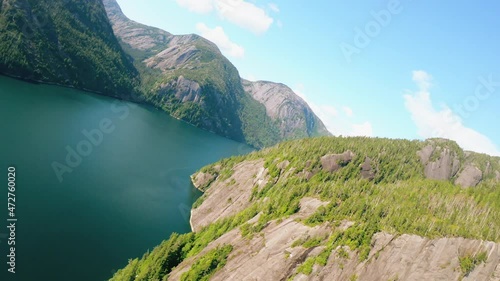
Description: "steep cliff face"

(242, 79), (329, 139)
(418, 138), (500, 187)
(109, 137), (500, 281)
(102, 0), (329, 147)
(0, 0), (139, 97)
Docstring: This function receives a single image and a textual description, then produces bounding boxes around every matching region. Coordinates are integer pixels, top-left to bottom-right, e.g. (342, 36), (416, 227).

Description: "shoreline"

(189, 174), (203, 232)
(0, 73), (253, 148)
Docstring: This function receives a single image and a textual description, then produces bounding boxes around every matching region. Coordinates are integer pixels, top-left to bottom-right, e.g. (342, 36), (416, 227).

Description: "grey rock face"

(496, 171), (500, 182)
(191, 172), (215, 191)
(310, 233), (500, 281)
(321, 151), (355, 172)
(241, 79), (330, 139)
(190, 160), (269, 232)
(103, 0), (172, 51)
(143, 35), (208, 71)
(360, 157), (375, 180)
(455, 165), (483, 187)
(417, 145), (434, 164)
(159, 76), (202, 103)
(298, 170), (314, 180)
(418, 145), (460, 180)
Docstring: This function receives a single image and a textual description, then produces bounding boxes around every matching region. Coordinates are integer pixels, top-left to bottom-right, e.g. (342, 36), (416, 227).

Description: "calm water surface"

(0, 75), (252, 281)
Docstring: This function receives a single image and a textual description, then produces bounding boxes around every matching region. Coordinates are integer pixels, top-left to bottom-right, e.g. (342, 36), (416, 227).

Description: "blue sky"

(116, 0), (500, 156)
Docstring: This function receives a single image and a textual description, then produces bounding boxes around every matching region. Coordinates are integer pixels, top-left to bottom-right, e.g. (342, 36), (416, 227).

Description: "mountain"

(0, 0), (329, 147)
(242, 79), (329, 139)
(109, 137), (500, 281)
(102, 0), (329, 147)
(0, 0), (139, 97)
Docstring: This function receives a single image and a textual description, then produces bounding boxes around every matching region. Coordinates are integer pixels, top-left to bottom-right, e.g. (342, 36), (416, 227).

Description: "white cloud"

(293, 85), (373, 137)
(176, 0), (213, 13)
(321, 105), (338, 117)
(342, 106), (353, 117)
(351, 122), (373, 137)
(243, 74), (257, 81)
(412, 70), (433, 91)
(196, 23), (245, 58)
(404, 70), (500, 156)
(216, 0), (274, 34)
(176, 0), (274, 34)
(268, 3), (280, 13)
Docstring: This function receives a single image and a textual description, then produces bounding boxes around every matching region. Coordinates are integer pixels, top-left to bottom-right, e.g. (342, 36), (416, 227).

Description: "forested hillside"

(0, 0), (140, 97)
(109, 137), (500, 280)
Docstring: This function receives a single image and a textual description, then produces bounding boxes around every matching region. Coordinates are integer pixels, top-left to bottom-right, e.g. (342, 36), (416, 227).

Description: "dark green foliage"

(109, 204), (259, 281)
(459, 251), (487, 277)
(180, 245), (233, 281)
(296, 257), (315, 275)
(237, 90), (281, 148)
(109, 232), (195, 281)
(0, 0), (140, 97)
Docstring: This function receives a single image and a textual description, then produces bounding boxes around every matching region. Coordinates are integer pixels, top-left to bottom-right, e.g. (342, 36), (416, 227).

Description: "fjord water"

(0, 75), (253, 281)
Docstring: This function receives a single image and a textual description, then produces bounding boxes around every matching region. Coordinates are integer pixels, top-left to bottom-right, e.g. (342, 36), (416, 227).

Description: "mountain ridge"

(102, 0), (329, 147)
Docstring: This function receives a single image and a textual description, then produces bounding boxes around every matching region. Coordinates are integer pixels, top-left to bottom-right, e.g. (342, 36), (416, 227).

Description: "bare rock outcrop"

(174, 214), (500, 281)
(360, 156), (375, 180)
(159, 76), (202, 104)
(170, 197), (332, 281)
(144, 35), (204, 71)
(103, 0), (172, 51)
(321, 150), (355, 172)
(496, 171), (500, 182)
(455, 165), (483, 187)
(190, 160), (269, 232)
(277, 160), (290, 170)
(298, 170), (314, 181)
(191, 171), (215, 191)
(418, 145), (460, 180)
(241, 79), (330, 139)
(309, 234), (500, 281)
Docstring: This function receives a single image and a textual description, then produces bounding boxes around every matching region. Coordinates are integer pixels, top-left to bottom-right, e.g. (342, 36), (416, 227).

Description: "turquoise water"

(0, 75), (252, 281)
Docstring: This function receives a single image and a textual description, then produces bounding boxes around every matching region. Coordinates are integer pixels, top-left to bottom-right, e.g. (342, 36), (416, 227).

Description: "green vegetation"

(0, 0), (139, 97)
(291, 235), (325, 248)
(296, 257), (315, 275)
(110, 137), (499, 280)
(180, 245), (233, 281)
(458, 251), (487, 277)
(109, 204), (259, 281)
